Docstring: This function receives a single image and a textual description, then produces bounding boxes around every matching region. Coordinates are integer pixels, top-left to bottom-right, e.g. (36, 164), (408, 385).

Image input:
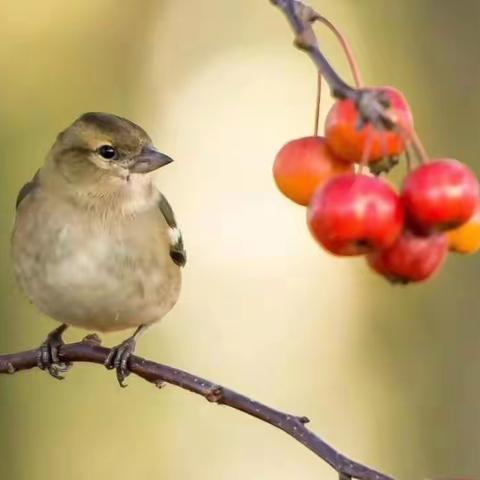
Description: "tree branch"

(271, 0), (396, 130)
(271, 0), (355, 100)
(0, 338), (393, 480)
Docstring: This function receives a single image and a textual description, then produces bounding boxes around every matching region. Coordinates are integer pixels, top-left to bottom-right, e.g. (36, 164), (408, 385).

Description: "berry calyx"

(325, 86), (414, 164)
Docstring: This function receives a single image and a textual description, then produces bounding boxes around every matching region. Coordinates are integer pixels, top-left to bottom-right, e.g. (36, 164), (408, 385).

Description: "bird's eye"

(97, 145), (117, 160)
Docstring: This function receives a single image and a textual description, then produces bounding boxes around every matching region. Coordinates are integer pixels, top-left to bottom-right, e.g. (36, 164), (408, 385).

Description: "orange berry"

(447, 202), (480, 254)
(325, 86), (414, 164)
(273, 136), (352, 206)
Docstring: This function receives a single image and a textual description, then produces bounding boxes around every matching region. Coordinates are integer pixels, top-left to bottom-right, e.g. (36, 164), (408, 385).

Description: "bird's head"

(46, 112), (173, 188)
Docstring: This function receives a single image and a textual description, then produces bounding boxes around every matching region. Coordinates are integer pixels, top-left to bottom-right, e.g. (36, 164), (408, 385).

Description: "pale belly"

(12, 204), (181, 332)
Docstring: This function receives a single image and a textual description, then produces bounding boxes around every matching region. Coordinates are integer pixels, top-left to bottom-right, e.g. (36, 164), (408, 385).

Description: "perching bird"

(11, 112), (186, 386)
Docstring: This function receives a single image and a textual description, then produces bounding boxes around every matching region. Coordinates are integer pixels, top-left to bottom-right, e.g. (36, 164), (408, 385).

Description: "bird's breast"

(12, 199), (181, 332)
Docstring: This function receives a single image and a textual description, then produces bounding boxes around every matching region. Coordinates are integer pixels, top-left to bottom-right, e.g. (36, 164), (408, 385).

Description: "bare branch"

(0, 340), (393, 480)
(270, 0), (355, 99)
(271, 0), (397, 131)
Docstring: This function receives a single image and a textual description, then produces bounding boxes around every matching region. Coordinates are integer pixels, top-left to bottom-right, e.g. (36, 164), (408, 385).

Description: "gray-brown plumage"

(11, 112), (186, 385)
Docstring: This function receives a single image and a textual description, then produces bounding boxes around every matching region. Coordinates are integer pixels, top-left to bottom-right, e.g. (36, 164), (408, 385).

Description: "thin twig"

(314, 71), (322, 136)
(271, 0), (355, 100)
(409, 129), (430, 164)
(0, 340), (393, 480)
(271, 0), (395, 132)
(313, 14), (363, 88)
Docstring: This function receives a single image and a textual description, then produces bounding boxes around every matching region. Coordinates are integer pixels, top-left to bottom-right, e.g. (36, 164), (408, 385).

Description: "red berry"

(273, 137), (352, 206)
(402, 159), (480, 232)
(325, 86), (414, 164)
(308, 174), (404, 256)
(367, 230), (448, 284)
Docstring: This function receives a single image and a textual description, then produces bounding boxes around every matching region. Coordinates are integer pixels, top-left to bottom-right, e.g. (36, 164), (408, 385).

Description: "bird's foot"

(104, 336), (137, 387)
(37, 324), (71, 380)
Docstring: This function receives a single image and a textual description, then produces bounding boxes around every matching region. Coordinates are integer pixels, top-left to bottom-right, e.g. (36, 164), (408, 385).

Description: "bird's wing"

(16, 170), (40, 210)
(158, 193), (187, 267)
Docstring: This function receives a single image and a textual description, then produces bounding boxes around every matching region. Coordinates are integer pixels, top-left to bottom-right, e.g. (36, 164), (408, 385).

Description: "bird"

(11, 112), (186, 386)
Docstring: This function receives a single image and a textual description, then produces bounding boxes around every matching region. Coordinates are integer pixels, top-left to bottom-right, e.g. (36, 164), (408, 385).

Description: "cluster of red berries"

(273, 87), (480, 284)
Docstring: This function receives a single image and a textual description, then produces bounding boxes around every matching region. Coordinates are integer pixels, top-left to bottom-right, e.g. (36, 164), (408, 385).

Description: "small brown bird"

(11, 112), (186, 386)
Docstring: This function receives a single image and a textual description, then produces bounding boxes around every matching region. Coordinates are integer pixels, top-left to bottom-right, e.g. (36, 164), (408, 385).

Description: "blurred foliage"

(0, 1), (480, 479)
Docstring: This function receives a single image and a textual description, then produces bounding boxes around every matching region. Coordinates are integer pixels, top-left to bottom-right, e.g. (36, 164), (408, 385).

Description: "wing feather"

(158, 194), (187, 267)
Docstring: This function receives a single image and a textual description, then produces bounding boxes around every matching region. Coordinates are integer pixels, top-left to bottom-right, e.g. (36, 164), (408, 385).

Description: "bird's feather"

(158, 194), (187, 267)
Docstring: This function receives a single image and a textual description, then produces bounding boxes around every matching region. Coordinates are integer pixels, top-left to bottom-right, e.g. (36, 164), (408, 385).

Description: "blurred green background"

(1, 1), (480, 478)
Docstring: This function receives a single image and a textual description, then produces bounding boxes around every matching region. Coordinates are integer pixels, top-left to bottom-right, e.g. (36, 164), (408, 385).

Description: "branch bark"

(271, 0), (396, 130)
(0, 338), (393, 480)
(271, 0), (355, 100)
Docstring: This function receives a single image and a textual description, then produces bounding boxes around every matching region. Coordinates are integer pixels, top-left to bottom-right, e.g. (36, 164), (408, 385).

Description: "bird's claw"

(104, 338), (137, 387)
(37, 325), (71, 380)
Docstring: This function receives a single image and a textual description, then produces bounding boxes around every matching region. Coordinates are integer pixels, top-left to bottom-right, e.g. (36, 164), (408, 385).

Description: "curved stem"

(405, 147), (413, 173)
(0, 339), (393, 480)
(271, 0), (357, 100)
(314, 71), (322, 136)
(410, 129), (430, 164)
(359, 133), (373, 174)
(314, 14), (363, 88)
(271, 0), (395, 134)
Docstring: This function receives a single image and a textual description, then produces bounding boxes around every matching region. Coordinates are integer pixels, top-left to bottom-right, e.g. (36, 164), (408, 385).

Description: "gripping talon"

(37, 324), (71, 380)
(104, 325), (148, 388)
(104, 338), (136, 387)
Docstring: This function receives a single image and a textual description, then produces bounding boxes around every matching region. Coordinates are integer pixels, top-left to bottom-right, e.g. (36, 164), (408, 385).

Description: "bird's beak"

(129, 146), (174, 174)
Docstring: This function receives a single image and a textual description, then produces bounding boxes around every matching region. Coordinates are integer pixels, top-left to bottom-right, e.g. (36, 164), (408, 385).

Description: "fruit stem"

(405, 148), (413, 173)
(313, 14), (363, 88)
(314, 72), (322, 136)
(410, 129), (430, 164)
(272, 0), (356, 100)
(389, 116), (430, 166)
(272, 1), (405, 139)
(358, 134), (373, 174)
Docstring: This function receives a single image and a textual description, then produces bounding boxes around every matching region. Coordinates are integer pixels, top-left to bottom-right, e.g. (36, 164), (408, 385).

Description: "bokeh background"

(1, 1), (480, 479)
